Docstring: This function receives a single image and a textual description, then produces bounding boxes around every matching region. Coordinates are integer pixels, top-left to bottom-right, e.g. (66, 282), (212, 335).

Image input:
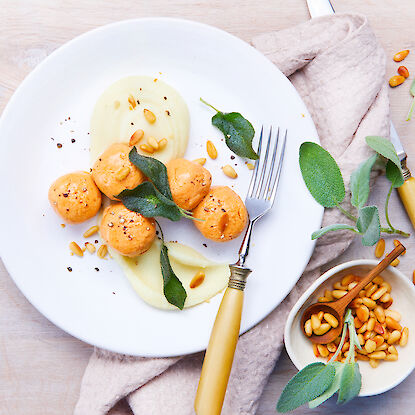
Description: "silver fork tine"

(247, 126), (264, 198)
(255, 127), (272, 198)
(262, 127), (279, 199)
(267, 130), (287, 205)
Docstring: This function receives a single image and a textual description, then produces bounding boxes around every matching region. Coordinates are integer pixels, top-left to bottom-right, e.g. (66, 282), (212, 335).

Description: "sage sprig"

(406, 79), (415, 121)
(277, 310), (362, 412)
(300, 137), (410, 246)
(200, 98), (258, 160)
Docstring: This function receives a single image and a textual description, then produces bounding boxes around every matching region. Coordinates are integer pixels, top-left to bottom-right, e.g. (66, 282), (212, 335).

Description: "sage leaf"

(356, 206), (381, 246)
(386, 160), (404, 188)
(350, 154), (377, 208)
(117, 182), (183, 221)
(337, 363), (361, 405)
(160, 242), (187, 309)
(312, 224), (358, 240)
(365, 136), (401, 170)
(299, 142), (345, 208)
(406, 79), (415, 121)
(309, 362), (344, 408)
(200, 98), (258, 160)
(129, 146), (172, 199)
(276, 362), (335, 413)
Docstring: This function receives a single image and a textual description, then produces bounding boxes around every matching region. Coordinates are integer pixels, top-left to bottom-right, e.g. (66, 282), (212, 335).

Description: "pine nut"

(387, 330), (401, 345)
(382, 329), (389, 341)
(354, 317), (363, 329)
(222, 164), (238, 179)
(393, 49), (410, 62)
(374, 321), (385, 334)
(85, 242), (96, 254)
(158, 138), (168, 150)
(356, 305), (370, 322)
(365, 282), (374, 290)
(368, 351), (386, 360)
(357, 322), (368, 334)
(386, 316), (402, 331)
(400, 327), (409, 347)
(357, 354), (369, 361)
(311, 314), (321, 331)
(313, 344), (319, 357)
(193, 158), (206, 166)
(362, 297), (376, 309)
(348, 281), (358, 290)
(380, 292), (391, 303)
(318, 296), (329, 302)
(115, 166), (131, 181)
(128, 95), (137, 109)
(317, 344), (329, 357)
(324, 313), (339, 328)
(393, 239), (405, 253)
(129, 129), (144, 146)
(206, 140), (217, 159)
(358, 289), (366, 298)
(369, 358), (379, 368)
(333, 281), (346, 290)
(342, 341), (350, 353)
(367, 317), (376, 332)
(373, 335), (384, 347)
(246, 162), (255, 170)
(389, 75), (405, 87)
(356, 334), (364, 346)
(146, 136), (158, 150)
(390, 258), (400, 267)
(350, 298), (363, 309)
(327, 342), (337, 353)
(385, 309), (401, 322)
(341, 274), (355, 286)
(317, 311), (324, 320)
(388, 345), (398, 354)
(144, 109), (156, 123)
(332, 290), (348, 299)
(381, 281), (392, 293)
(364, 330), (374, 341)
(376, 343), (388, 351)
(139, 144), (154, 154)
(372, 286), (388, 300)
(83, 225), (99, 238)
(374, 239), (385, 258)
(314, 323), (331, 335)
(366, 284), (378, 298)
(324, 290), (334, 301)
(304, 319), (312, 337)
(364, 339), (377, 353)
(189, 271), (205, 289)
(97, 244), (108, 259)
(373, 276), (384, 284)
(385, 353), (398, 361)
(69, 241), (83, 257)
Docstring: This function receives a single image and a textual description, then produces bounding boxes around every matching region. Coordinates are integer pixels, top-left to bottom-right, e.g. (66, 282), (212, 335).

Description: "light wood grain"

(1, 0), (415, 414)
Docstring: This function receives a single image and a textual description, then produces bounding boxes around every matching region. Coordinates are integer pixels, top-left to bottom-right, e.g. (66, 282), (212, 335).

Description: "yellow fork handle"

(398, 177), (415, 229)
(194, 266), (251, 415)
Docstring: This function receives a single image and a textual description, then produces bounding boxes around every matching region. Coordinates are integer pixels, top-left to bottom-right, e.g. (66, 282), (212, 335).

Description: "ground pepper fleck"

(67, 267), (72, 272)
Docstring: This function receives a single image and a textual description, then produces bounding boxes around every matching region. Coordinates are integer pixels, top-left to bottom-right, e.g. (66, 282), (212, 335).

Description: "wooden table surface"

(1, 1), (415, 414)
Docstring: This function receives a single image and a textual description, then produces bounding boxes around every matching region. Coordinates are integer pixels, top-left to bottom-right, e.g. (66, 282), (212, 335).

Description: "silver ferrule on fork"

(228, 265), (252, 291)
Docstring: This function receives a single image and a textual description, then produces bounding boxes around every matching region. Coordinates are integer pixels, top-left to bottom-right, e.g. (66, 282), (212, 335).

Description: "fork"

(194, 126), (287, 415)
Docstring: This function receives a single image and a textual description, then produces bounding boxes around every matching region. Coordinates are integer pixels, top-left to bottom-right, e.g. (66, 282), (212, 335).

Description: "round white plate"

(0, 18), (323, 357)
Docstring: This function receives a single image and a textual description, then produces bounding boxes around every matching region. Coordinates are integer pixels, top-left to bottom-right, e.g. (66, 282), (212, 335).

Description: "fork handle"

(194, 265), (251, 415)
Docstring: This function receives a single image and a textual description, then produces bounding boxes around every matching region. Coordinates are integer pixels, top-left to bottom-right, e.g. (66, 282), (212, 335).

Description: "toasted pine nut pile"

(304, 274), (409, 368)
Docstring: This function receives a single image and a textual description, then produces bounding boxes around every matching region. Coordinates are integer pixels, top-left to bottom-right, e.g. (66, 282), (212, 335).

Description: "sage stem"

(199, 97), (221, 113)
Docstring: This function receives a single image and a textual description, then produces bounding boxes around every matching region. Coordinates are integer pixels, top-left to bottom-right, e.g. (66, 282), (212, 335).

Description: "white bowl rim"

(284, 259), (415, 397)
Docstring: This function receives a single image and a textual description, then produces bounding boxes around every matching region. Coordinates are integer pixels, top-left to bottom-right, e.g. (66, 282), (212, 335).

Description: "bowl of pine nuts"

(284, 260), (415, 396)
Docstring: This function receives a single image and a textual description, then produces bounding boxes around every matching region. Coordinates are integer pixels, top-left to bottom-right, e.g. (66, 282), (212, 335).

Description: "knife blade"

(306, 0), (415, 229)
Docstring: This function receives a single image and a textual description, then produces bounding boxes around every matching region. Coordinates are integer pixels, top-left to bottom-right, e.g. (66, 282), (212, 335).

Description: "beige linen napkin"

(75, 13), (389, 415)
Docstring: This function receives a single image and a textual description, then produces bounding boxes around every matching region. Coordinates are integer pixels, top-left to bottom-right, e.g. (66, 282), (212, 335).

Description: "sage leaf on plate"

(276, 362), (335, 413)
(160, 242), (187, 309)
(309, 362), (344, 408)
(350, 154), (378, 208)
(356, 206), (381, 246)
(129, 146), (172, 199)
(311, 224), (358, 240)
(365, 136), (402, 170)
(386, 159), (404, 188)
(299, 142), (345, 208)
(117, 182), (183, 221)
(337, 363), (361, 405)
(200, 98), (258, 160)
(406, 79), (415, 121)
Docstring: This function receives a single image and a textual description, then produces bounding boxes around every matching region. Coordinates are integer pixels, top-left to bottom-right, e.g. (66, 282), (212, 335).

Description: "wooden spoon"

(301, 243), (406, 344)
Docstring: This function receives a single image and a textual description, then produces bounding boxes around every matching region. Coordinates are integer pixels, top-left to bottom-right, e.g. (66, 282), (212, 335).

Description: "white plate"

(0, 18), (323, 357)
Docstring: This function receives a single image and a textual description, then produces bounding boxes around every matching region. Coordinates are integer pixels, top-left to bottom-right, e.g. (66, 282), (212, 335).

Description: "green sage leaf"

(129, 146), (172, 199)
(309, 362), (344, 408)
(365, 136), (401, 170)
(356, 206), (381, 246)
(117, 182), (183, 221)
(386, 159), (404, 188)
(200, 98), (258, 159)
(350, 154), (377, 208)
(276, 363), (335, 413)
(160, 242), (187, 309)
(299, 142), (345, 208)
(311, 224), (358, 240)
(337, 363), (362, 405)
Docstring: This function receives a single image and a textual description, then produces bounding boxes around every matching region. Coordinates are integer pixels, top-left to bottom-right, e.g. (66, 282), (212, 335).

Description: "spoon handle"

(335, 243), (405, 311)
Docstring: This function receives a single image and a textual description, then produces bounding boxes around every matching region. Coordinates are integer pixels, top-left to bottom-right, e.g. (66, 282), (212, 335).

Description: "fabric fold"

(75, 13), (390, 415)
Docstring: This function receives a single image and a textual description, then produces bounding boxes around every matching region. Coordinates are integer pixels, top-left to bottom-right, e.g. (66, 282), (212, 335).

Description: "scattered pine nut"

(400, 327), (409, 347)
(115, 166), (131, 181)
(390, 258), (400, 267)
(139, 144), (154, 154)
(147, 136), (159, 150)
(97, 244), (108, 259)
(158, 138), (168, 150)
(85, 242), (96, 254)
(83, 225), (99, 238)
(193, 158), (206, 166)
(128, 95), (137, 109)
(317, 344), (329, 358)
(375, 239), (385, 258)
(60, 224), (66, 228)
(190, 271), (205, 289)
(129, 129), (144, 146)
(69, 241), (83, 257)
(246, 162), (255, 170)
(144, 109), (156, 124)
(222, 165), (238, 179)
(393, 50), (410, 62)
(206, 140), (217, 159)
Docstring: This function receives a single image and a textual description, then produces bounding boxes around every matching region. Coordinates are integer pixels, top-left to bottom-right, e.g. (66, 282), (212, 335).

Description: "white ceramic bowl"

(285, 260), (415, 397)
